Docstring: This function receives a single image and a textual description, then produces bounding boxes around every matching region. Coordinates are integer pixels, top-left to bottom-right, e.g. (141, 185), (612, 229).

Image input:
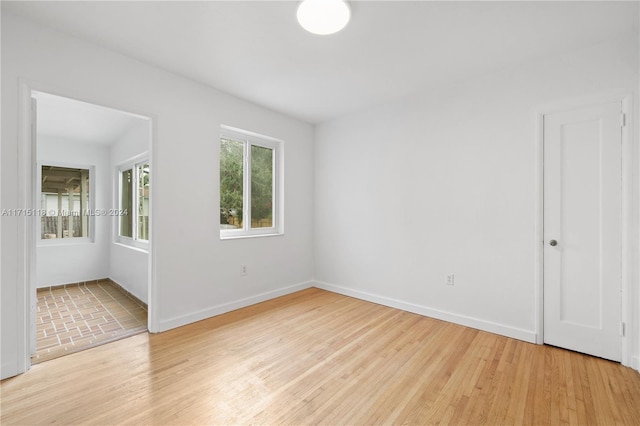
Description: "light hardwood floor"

(2, 288), (639, 425)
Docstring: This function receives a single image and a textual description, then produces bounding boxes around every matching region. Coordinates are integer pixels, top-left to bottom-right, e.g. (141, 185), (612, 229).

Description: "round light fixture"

(297, 0), (351, 35)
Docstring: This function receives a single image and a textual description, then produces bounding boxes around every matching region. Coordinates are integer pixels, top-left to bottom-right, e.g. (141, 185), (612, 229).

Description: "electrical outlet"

(240, 265), (248, 276)
(446, 274), (454, 286)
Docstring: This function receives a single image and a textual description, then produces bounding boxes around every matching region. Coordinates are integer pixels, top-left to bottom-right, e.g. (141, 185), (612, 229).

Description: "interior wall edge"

(155, 280), (314, 332)
(1, 361), (17, 381)
(633, 356), (640, 373)
(313, 280), (537, 344)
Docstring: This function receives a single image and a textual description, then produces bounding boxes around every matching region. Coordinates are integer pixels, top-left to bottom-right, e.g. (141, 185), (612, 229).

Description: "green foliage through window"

(220, 138), (244, 228)
(220, 131), (278, 235)
(251, 145), (273, 228)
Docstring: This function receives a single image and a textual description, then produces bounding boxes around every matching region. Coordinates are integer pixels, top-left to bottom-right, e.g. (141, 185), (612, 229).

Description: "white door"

(543, 101), (623, 362)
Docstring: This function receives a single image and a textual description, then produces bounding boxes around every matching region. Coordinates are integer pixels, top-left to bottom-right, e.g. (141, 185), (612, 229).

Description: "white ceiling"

(6, 1), (639, 124)
(34, 91), (145, 146)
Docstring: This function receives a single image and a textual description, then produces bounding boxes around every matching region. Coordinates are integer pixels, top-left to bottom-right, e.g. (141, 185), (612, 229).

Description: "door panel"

(543, 101), (622, 362)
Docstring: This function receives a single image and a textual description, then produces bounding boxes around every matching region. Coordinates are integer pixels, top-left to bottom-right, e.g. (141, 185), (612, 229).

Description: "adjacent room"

(32, 91), (151, 363)
(1, 1), (639, 424)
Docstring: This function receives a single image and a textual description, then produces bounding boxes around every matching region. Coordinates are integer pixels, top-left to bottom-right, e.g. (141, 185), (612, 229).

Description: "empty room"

(1, 1), (639, 424)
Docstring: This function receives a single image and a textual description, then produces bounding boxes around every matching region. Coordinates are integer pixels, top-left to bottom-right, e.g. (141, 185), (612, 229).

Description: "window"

(220, 127), (281, 238)
(40, 165), (91, 239)
(118, 160), (149, 245)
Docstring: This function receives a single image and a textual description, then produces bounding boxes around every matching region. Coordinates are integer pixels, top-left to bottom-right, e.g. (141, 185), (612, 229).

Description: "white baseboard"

(156, 280), (313, 332)
(633, 356), (640, 373)
(314, 281), (537, 343)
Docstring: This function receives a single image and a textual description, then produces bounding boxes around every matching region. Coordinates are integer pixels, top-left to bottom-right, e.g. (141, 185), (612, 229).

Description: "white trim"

(534, 109), (545, 345)
(147, 119), (159, 333)
(38, 237), (93, 247)
(114, 157), (150, 248)
(156, 280), (313, 332)
(116, 152), (149, 170)
(113, 241), (148, 254)
(620, 94), (633, 368)
(314, 281), (537, 343)
(220, 125), (283, 145)
(219, 232), (284, 240)
(17, 80), (34, 375)
(0, 4), (3, 377)
(534, 90), (635, 115)
(534, 91), (634, 367)
(633, 356), (640, 373)
(37, 162), (96, 244)
(219, 126), (283, 239)
(113, 235), (149, 251)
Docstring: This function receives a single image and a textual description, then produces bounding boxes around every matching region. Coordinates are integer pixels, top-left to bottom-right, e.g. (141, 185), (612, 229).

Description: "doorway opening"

(31, 91), (152, 363)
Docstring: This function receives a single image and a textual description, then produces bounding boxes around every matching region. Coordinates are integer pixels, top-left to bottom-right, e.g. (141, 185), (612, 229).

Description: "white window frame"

(220, 126), (283, 239)
(37, 162), (95, 246)
(115, 154), (149, 250)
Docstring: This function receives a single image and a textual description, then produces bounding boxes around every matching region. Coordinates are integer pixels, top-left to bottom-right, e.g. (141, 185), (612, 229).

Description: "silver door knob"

(549, 240), (558, 246)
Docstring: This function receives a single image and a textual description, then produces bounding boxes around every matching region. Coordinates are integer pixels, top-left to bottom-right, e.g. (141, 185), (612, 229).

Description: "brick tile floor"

(32, 280), (147, 364)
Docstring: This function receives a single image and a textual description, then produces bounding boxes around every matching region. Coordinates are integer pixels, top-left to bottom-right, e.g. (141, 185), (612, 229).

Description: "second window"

(119, 160), (150, 245)
(220, 127), (281, 238)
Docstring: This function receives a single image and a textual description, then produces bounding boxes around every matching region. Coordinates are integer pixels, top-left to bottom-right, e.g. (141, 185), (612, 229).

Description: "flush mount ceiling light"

(297, 0), (351, 35)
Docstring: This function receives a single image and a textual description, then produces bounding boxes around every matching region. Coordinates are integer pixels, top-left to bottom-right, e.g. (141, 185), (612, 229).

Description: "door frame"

(16, 79), (159, 373)
(534, 91), (634, 367)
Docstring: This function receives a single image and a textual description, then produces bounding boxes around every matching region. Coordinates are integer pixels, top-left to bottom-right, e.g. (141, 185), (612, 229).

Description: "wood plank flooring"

(2, 288), (639, 425)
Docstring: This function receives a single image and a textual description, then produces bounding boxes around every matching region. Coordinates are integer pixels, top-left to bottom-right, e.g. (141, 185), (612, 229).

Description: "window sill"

(220, 232), (284, 241)
(114, 239), (149, 253)
(38, 237), (93, 247)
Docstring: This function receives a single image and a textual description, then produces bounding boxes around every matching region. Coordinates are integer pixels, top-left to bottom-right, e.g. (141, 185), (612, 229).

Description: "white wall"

(315, 37), (639, 358)
(109, 120), (150, 303)
(3, 10), (637, 382)
(36, 137), (110, 287)
(1, 13), (315, 379)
